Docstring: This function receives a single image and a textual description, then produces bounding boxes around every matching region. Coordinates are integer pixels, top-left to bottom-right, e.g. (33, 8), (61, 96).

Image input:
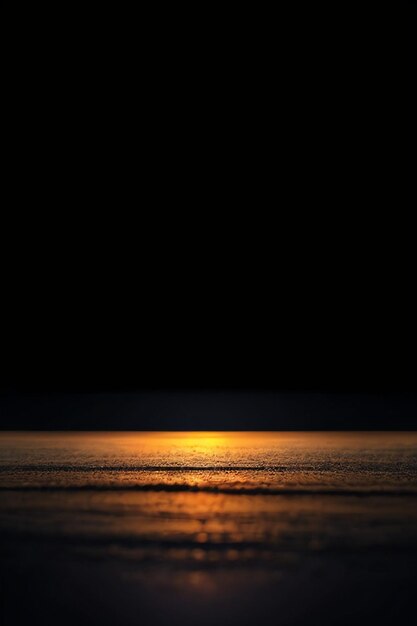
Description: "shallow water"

(1, 432), (417, 625)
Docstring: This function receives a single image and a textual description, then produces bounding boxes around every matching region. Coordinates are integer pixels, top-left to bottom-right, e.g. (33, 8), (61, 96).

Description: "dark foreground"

(1, 432), (417, 626)
(2, 542), (417, 626)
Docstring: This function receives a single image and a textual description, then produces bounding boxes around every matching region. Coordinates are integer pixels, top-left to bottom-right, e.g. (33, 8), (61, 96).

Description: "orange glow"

(1, 431), (417, 570)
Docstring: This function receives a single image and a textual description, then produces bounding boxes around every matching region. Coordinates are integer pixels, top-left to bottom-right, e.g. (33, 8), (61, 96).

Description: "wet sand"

(1, 432), (417, 625)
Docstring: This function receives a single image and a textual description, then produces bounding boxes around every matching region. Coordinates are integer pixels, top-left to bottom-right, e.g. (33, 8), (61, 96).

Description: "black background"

(1, 3), (415, 428)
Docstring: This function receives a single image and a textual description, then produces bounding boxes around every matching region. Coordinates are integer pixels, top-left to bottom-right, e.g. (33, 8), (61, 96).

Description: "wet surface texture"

(1, 432), (417, 625)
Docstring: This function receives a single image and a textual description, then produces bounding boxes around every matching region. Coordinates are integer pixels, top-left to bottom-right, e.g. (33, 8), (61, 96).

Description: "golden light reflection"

(1, 431), (417, 571)
(153, 431), (232, 450)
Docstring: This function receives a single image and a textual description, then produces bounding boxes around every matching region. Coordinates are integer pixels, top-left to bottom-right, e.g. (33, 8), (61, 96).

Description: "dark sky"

(1, 4), (415, 430)
(1, 392), (416, 431)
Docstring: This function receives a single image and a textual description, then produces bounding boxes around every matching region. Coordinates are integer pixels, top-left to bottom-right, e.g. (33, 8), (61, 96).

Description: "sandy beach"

(1, 432), (417, 625)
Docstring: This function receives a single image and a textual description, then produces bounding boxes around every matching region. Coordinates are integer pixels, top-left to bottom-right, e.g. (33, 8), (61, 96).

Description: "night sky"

(1, 3), (415, 431)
